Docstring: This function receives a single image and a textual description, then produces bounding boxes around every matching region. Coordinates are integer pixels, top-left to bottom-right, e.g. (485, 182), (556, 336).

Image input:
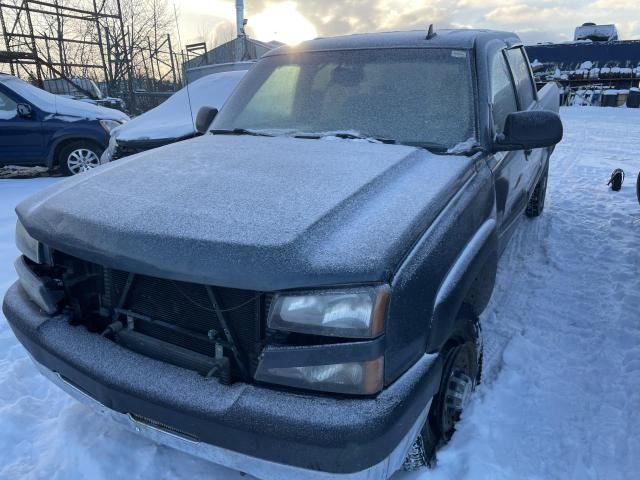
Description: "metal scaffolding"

(0, 0), (181, 113)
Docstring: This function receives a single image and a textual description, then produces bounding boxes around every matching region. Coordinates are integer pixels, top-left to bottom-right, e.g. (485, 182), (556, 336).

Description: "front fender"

(428, 217), (498, 350)
(385, 162), (497, 384)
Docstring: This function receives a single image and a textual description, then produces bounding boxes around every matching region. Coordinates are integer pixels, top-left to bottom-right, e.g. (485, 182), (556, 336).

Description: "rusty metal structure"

(0, 0), (181, 113)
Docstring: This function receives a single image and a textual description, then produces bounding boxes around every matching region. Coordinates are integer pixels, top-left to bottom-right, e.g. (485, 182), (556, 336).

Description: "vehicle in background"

(4, 29), (562, 479)
(574, 22), (619, 42)
(101, 70), (247, 163)
(42, 77), (126, 112)
(184, 60), (255, 83)
(0, 73), (129, 175)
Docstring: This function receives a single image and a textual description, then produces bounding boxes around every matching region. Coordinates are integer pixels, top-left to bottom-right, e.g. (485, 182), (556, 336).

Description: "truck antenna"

(173, 2), (195, 133)
(426, 24), (437, 40)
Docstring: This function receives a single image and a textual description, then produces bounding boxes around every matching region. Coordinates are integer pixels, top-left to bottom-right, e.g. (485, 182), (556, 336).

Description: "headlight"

(99, 119), (121, 133)
(268, 286), (389, 338)
(100, 134), (118, 164)
(14, 257), (63, 314)
(16, 219), (43, 264)
(255, 357), (384, 395)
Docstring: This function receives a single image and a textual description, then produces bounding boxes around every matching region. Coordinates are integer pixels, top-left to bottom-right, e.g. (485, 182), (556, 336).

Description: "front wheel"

(403, 316), (481, 470)
(429, 342), (479, 442)
(58, 141), (103, 176)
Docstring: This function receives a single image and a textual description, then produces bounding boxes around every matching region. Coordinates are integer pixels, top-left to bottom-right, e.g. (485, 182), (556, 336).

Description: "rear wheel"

(526, 163), (549, 217)
(58, 141), (103, 176)
(403, 314), (481, 470)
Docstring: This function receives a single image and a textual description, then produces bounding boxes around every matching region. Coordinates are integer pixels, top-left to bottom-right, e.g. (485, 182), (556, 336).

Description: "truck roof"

(265, 29), (521, 56)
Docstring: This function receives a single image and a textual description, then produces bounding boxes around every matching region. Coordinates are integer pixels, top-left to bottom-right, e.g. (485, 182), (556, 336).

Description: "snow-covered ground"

(1, 107), (639, 479)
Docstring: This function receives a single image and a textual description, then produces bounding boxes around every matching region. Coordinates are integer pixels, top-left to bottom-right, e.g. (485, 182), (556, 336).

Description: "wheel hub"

(445, 371), (474, 416)
(67, 149), (99, 174)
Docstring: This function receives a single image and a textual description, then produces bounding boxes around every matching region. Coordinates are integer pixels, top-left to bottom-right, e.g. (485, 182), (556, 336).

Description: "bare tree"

(194, 22), (215, 50)
(214, 21), (235, 47)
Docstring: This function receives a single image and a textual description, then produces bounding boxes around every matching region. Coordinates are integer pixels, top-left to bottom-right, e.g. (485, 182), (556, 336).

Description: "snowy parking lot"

(1, 107), (639, 479)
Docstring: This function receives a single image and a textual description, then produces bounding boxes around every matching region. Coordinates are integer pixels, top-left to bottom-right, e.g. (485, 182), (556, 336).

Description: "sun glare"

(250, 2), (318, 45)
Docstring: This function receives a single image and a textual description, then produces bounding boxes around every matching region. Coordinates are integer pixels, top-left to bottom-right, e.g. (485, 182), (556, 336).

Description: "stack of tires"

(627, 88), (640, 108)
(602, 89), (618, 107)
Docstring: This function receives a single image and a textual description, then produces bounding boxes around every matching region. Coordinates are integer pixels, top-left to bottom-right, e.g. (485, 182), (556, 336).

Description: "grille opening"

(54, 252), (264, 382)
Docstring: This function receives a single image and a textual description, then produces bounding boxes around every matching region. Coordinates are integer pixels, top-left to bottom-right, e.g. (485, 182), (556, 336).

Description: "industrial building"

(182, 0), (282, 83)
(525, 23), (640, 106)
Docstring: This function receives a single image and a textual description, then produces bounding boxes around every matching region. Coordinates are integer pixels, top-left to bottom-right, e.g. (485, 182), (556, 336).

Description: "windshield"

(213, 48), (475, 149)
(42, 78), (102, 99)
(84, 80), (103, 99)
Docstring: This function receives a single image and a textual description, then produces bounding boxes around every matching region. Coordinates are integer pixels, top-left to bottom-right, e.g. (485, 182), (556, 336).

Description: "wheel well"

(440, 303), (477, 352)
(438, 303), (483, 385)
(463, 253), (497, 318)
(52, 139), (103, 167)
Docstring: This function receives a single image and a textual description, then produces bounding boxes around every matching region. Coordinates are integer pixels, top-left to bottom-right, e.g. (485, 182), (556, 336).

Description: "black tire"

(57, 141), (103, 176)
(419, 314), (482, 466)
(526, 163), (549, 217)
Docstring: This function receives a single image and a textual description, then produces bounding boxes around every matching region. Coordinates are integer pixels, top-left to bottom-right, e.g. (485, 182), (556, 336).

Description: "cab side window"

(505, 47), (537, 109)
(0, 90), (18, 119)
(490, 52), (518, 136)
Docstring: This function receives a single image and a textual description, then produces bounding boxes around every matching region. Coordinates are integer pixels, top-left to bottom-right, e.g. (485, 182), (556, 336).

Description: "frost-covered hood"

(16, 135), (473, 291)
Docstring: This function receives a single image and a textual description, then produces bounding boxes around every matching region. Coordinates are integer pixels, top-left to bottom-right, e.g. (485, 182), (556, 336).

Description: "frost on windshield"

(213, 48), (475, 149)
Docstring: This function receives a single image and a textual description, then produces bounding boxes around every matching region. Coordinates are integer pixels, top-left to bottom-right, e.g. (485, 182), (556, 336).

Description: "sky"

(175, 0), (640, 47)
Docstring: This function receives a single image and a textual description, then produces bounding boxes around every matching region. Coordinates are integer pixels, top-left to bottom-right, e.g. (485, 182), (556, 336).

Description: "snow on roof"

(267, 29), (521, 57)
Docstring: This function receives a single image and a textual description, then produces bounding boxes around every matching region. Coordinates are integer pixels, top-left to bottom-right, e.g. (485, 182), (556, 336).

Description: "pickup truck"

(3, 29), (562, 479)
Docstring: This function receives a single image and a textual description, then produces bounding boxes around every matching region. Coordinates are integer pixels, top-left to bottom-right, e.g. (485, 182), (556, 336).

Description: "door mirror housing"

(493, 110), (563, 152)
(17, 103), (33, 118)
(195, 106), (218, 135)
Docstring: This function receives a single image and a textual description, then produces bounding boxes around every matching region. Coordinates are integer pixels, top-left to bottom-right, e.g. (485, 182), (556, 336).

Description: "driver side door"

(0, 86), (44, 165)
(485, 49), (530, 246)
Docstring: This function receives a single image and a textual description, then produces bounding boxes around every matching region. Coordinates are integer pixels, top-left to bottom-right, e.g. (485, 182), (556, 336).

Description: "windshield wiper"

(402, 141), (449, 153)
(334, 132), (399, 144)
(293, 131), (398, 144)
(210, 128), (274, 137)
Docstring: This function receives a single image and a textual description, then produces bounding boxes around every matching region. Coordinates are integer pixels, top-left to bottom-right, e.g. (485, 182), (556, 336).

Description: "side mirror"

(195, 106), (218, 135)
(493, 110), (563, 152)
(17, 103), (33, 118)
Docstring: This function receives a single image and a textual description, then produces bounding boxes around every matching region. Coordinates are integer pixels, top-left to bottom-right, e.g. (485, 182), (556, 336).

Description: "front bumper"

(3, 283), (443, 479)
